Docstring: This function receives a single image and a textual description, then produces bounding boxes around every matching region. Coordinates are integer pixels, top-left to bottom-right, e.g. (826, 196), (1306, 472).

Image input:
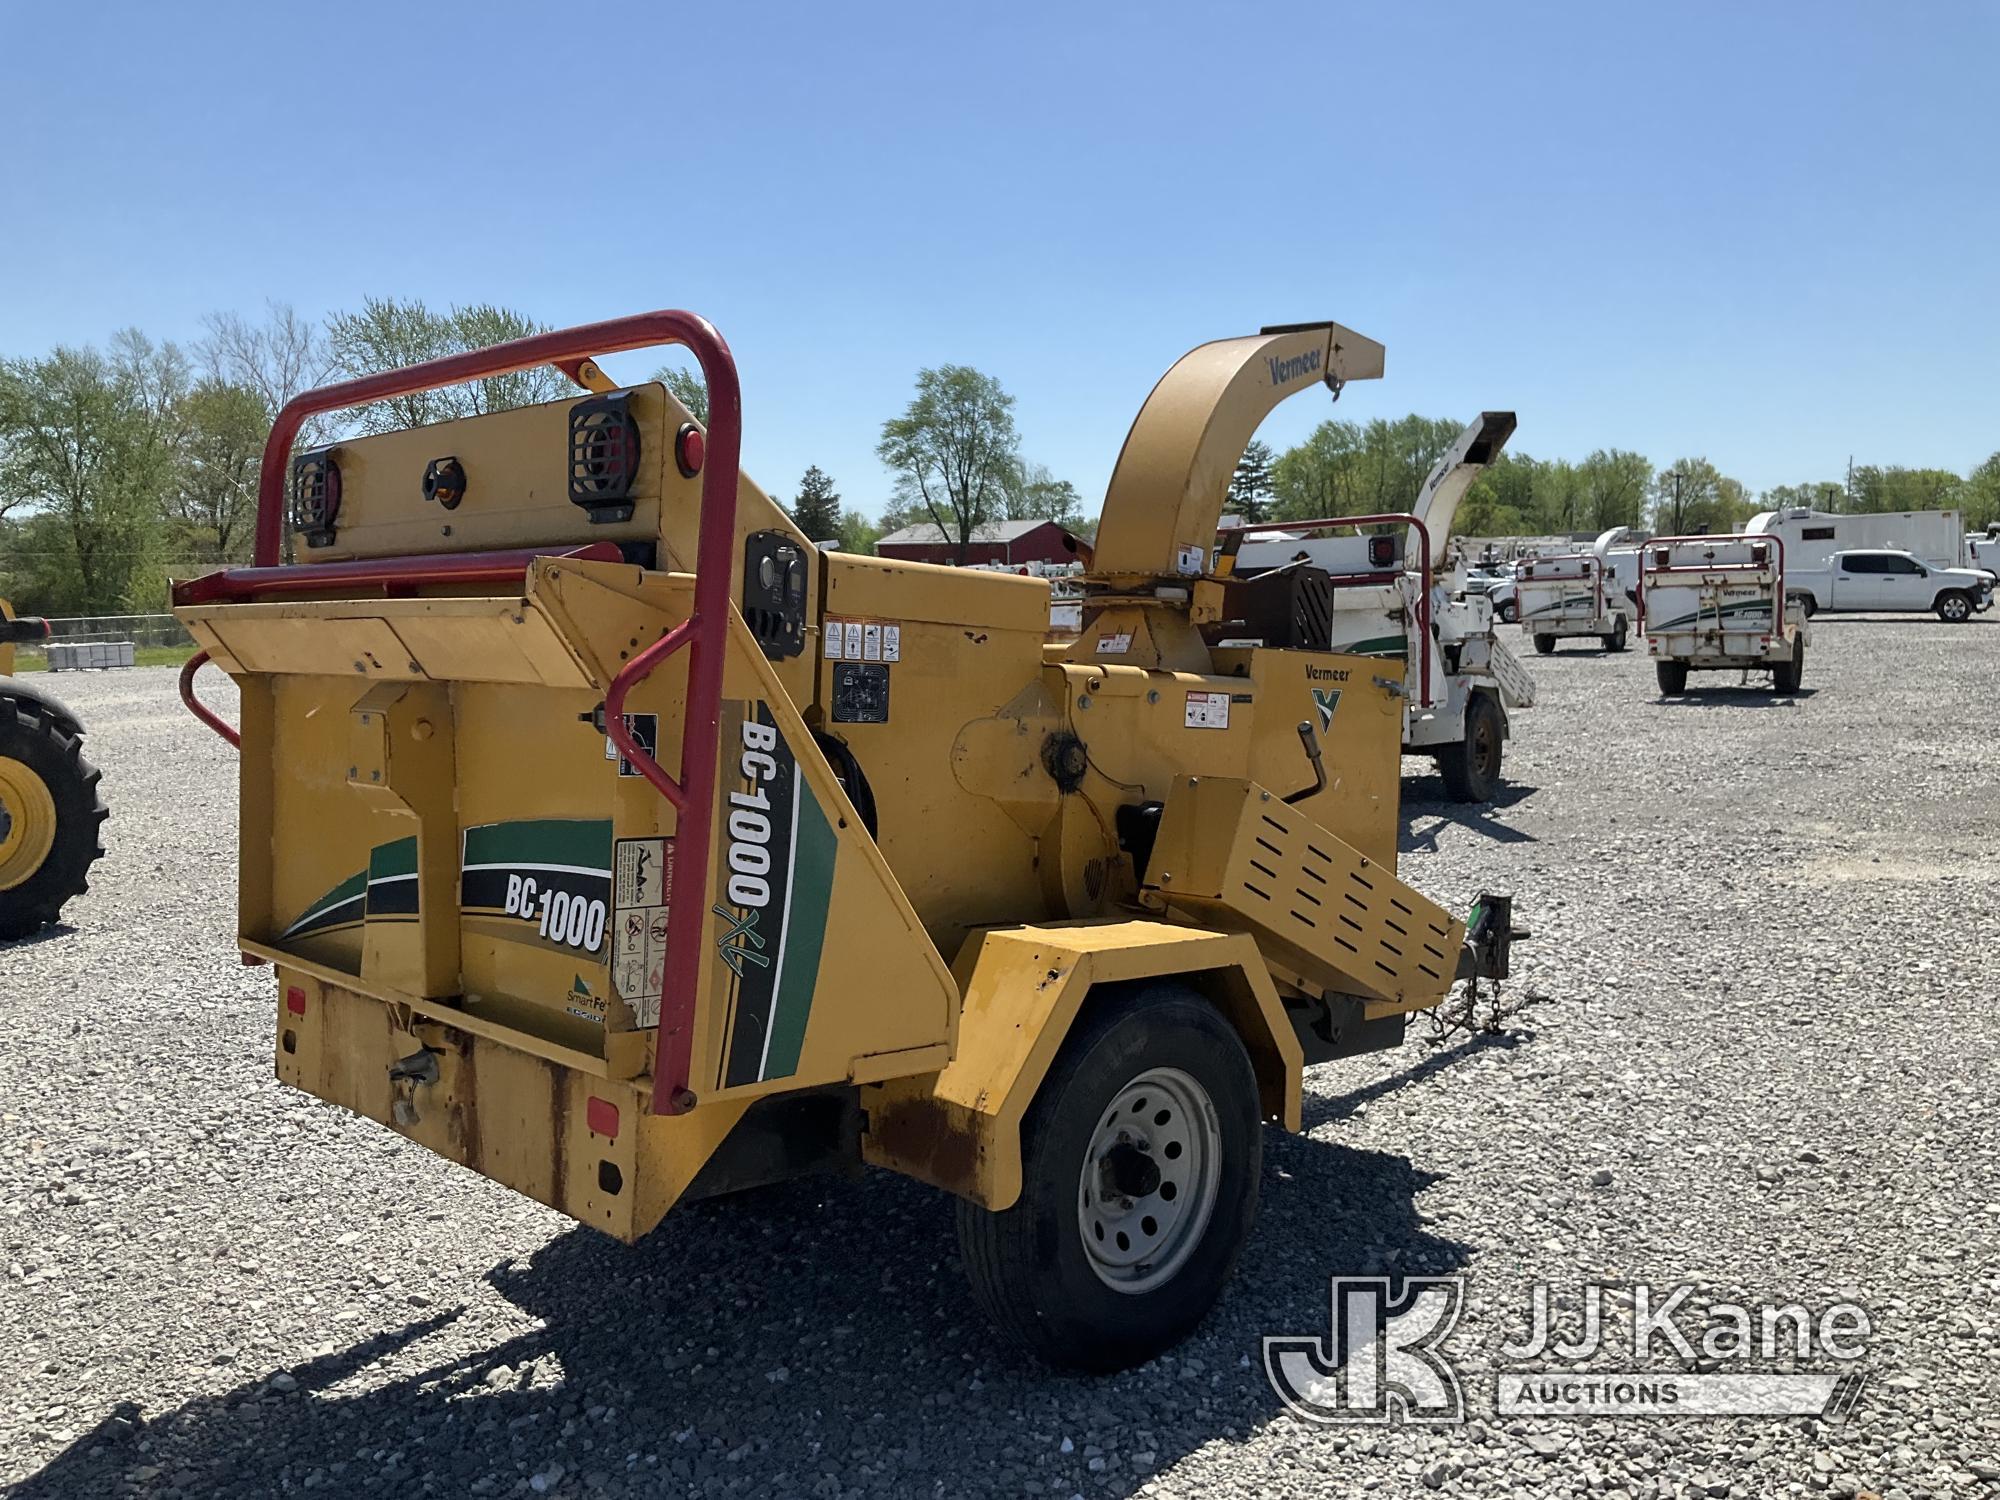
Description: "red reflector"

(587, 1096), (620, 1139)
(675, 421), (705, 478)
(285, 986), (307, 1015)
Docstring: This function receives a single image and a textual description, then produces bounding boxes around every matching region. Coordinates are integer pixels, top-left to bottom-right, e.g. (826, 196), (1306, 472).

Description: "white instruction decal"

(843, 621), (863, 660)
(824, 618), (844, 659)
(611, 837), (674, 1026)
(1176, 543), (1206, 577)
(1184, 691), (1231, 729)
(862, 622), (883, 661)
(882, 624), (901, 662)
(603, 713), (658, 777)
(1100, 631), (1133, 655)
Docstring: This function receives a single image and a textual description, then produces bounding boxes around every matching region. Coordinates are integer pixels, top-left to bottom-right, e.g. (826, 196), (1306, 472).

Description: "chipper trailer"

(1218, 413), (1538, 803)
(0, 602), (107, 939)
(1640, 533), (1808, 695)
(1513, 543), (1631, 655)
(171, 313), (1520, 1371)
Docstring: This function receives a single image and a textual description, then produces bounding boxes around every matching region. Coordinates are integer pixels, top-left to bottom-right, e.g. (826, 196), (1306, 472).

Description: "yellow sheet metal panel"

(1146, 775), (1463, 1010)
(862, 920), (1302, 1208)
(820, 552), (1057, 957)
(1233, 648), (1405, 867)
(689, 614), (960, 1103)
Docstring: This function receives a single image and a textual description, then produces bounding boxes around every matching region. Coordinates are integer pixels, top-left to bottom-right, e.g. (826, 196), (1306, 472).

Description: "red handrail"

(1637, 533), (1785, 638)
(175, 543), (625, 606)
(180, 651), (241, 748)
(238, 309), (742, 1117)
(1216, 513), (1435, 706)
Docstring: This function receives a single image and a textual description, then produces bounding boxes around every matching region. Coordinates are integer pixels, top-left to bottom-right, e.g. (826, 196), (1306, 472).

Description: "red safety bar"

(220, 309), (742, 1117)
(1216, 513), (1435, 706)
(1636, 533), (1785, 637)
(175, 543), (625, 606)
(179, 651), (241, 748)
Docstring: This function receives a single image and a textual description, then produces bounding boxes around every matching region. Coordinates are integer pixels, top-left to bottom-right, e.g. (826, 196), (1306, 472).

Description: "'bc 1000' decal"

(461, 818), (613, 956)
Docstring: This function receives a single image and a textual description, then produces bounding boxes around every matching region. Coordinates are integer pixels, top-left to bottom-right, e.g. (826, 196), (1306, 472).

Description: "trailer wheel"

(1655, 661), (1689, 695)
(1532, 633), (1556, 656)
(1601, 618), (1628, 652)
(955, 984), (1260, 1372)
(1438, 693), (1504, 803)
(1771, 638), (1805, 694)
(1935, 590), (1973, 623)
(0, 700), (106, 940)
(1499, 600), (1518, 623)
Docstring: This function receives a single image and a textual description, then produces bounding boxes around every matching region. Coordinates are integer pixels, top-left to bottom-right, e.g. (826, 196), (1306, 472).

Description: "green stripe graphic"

(462, 819), (612, 873)
(759, 784), (837, 1081)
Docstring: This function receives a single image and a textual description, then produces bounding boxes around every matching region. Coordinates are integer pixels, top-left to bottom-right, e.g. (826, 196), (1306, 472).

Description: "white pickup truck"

(1788, 548), (1994, 623)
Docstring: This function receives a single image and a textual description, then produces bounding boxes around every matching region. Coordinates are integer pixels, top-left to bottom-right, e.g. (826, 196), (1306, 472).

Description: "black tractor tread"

(0, 705), (107, 941)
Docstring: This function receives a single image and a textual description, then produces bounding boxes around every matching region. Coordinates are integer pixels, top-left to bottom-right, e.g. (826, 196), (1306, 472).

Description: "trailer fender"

(860, 920), (1302, 1209)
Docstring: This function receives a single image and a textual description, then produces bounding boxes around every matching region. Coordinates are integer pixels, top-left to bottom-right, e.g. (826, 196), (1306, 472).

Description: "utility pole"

(1664, 468), (1684, 533)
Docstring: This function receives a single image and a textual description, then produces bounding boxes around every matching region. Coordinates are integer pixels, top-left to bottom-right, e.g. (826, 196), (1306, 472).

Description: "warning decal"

(611, 837), (674, 1026)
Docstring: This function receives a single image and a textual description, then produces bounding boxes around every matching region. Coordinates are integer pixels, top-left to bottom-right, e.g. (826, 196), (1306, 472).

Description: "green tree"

(650, 365), (709, 424)
(168, 380), (268, 562)
(201, 301), (337, 443)
(1271, 418), (1364, 519)
(877, 365), (1021, 564)
(326, 297), (569, 434)
(1577, 449), (1652, 532)
(834, 510), (882, 555)
(1847, 465), (1966, 514)
(1009, 462), (1086, 528)
(1651, 458), (1752, 535)
(1964, 453), (2000, 532)
(788, 465), (843, 541)
(1227, 439), (1276, 524)
(1759, 481), (1847, 513)
(0, 332), (187, 613)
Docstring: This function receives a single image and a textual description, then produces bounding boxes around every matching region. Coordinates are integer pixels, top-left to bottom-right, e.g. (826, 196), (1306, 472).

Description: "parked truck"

(1786, 548), (1993, 622)
(170, 313), (1523, 1371)
(1640, 534), (1808, 694)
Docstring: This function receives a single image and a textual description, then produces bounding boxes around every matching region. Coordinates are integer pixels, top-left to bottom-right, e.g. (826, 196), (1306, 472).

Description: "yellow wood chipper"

(171, 312), (1520, 1371)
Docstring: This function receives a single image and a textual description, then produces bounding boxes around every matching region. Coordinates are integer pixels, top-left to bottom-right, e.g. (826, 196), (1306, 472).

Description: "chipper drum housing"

(173, 310), (1520, 1371)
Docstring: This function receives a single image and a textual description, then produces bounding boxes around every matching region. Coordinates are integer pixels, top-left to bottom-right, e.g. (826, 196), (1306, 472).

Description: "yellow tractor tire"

(954, 983), (1262, 1372)
(0, 697), (106, 940)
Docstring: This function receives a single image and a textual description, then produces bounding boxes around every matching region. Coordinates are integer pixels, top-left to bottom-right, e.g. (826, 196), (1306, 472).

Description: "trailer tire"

(1532, 633), (1556, 656)
(0, 700), (106, 941)
(1935, 590), (1973, 623)
(1438, 693), (1504, 803)
(1499, 600), (1518, 623)
(1655, 661), (1689, 695)
(1601, 618), (1628, 652)
(1771, 638), (1805, 694)
(955, 983), (1261, 1373)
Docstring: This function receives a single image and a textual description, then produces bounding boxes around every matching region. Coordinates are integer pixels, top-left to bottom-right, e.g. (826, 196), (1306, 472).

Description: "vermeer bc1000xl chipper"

(171, 312), (1520, 1370)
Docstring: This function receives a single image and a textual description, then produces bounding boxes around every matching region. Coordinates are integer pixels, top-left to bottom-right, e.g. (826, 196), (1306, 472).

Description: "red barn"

(874, 518), (1084, 568)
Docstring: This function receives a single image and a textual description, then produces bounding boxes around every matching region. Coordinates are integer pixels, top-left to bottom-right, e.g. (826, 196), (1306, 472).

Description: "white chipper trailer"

(1221, 413), (1536, 802)
(1639, 533), (1808, 695)
(1514, 547), (1631, 655)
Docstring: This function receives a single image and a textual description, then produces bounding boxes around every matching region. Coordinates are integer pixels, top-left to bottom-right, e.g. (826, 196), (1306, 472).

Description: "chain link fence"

(10, 613), (195, 669)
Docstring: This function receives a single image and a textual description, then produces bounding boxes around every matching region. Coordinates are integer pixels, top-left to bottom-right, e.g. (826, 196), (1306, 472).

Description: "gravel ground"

(3, 617), (1996, 1499)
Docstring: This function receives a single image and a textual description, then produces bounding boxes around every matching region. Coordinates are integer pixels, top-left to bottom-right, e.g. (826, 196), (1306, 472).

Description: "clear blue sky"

(4, 2), (1995, 518)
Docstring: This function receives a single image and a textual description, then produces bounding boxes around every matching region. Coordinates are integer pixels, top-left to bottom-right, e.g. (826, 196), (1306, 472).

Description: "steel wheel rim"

(1077, 1066), (1221, 1294)
(0, 755), (57, 891)
(1945, 597), (1968, 620)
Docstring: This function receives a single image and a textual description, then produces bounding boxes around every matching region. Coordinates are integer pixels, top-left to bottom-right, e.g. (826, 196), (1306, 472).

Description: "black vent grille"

(568, 393), (643, 523)
(290, 450), (341, 549)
